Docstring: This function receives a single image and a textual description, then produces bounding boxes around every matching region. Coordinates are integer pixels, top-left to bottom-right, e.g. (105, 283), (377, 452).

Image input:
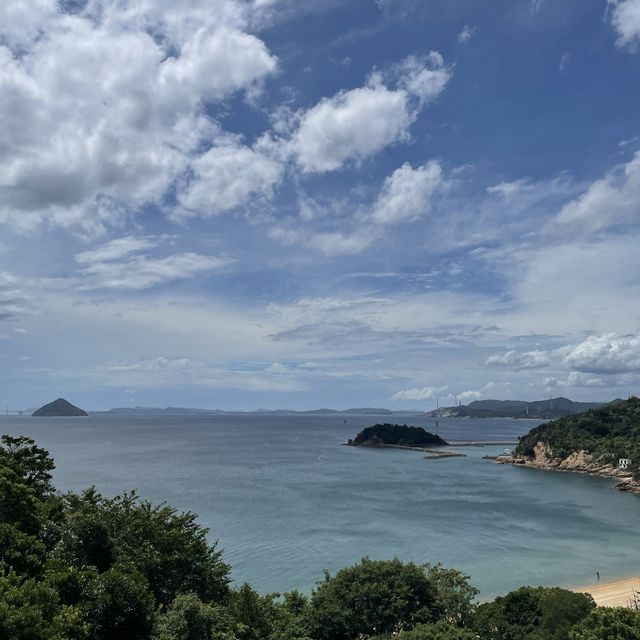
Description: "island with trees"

(32, 397), (88, 417)
(348, 423), (448, 449)
(1, 434), (639, 639)
(497, 396), (640, 495)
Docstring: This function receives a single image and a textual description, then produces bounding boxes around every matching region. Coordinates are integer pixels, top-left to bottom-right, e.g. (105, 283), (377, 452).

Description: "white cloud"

(457, 389), (483, 402)
(457, 25), (476, 44)
(75, 236), (162, 265)
(290, 83), (413, 173)
(0, 2), (277, 234)
(560, 332), (640, 373)
(547, 151), (640, 235)
(486, 349), (551, 369)
(396, 52), (452, 105)
(392, 385), (449, 401)
(307, 229), (380, 256)
(177, 143), (282, 218)
(78, 253), (231, 290)
(609, 0), (640, 51)
(371, 161), (444, 224)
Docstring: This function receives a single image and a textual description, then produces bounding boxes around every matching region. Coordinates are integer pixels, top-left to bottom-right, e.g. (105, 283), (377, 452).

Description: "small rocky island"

(32, 398), (88, 417)
(347, 423), (464, 459)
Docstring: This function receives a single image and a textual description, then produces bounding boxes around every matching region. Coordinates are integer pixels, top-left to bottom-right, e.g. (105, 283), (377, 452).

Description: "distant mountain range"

(99, 407), (420, 416)
(425, 397), (623, 420)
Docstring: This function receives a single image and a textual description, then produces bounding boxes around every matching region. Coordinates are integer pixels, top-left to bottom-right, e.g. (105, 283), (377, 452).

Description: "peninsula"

(32, 398), (88, 417)
(495, 396), (640, 495)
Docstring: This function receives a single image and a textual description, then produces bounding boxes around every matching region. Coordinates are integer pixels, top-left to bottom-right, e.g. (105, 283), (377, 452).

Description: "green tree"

(423, 563), (478, 626)
(376, 621), (478, 639)
(154, 593), (236, 640)
(0, 435), (55, 498)
(308, 558), (440, 640)
(473, 586), (595, 640)
(81, 568), (156, 640)
(569, 607), (640, 640)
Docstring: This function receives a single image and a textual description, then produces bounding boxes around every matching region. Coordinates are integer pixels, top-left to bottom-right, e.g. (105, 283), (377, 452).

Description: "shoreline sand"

(572, 575), (640, 608)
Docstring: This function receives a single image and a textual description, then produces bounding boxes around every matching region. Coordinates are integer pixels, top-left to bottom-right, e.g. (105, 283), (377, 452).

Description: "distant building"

(619, 458), (632, 470)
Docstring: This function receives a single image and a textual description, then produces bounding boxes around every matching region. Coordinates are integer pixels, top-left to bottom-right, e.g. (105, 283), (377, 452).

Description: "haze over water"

(2, 414), (639, 598)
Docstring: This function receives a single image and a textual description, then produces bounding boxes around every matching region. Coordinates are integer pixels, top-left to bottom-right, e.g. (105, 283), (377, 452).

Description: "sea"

(1, 413), (639, 599)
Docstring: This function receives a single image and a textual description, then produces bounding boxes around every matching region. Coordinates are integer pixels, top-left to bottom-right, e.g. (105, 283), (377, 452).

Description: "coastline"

(572, 575), (640, 608)
(493, 445), (640, 497)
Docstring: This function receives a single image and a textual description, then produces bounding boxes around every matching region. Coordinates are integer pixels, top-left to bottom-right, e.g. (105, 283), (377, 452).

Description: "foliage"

(373, 621), (478, 639)
(308, 558), (440, 640)
(472, 586), (595, 640)
(516, 397), (640, 478)
(568, 607), (640, 640)
(423, 563), (478, 626)
(1, 433), (635, 640)
(353, 424), (448, 447)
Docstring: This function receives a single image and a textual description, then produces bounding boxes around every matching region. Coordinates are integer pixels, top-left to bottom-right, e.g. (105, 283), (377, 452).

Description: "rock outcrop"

(495, 442), (640, 495)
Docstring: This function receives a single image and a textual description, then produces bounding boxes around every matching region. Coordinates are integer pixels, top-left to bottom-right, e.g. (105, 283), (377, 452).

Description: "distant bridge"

(0, 407), (28, 416)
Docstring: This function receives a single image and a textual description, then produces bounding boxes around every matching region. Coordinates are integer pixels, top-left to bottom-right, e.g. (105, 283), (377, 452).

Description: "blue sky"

(1, 0), (640, 410)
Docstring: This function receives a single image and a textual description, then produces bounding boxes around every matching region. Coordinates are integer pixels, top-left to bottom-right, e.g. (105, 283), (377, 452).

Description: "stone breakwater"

(493, 442), (640, 496)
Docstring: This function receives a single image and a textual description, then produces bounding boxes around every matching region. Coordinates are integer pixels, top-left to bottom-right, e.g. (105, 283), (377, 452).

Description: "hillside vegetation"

(516, 396), (640, 479)
(351, 424), (447, 447)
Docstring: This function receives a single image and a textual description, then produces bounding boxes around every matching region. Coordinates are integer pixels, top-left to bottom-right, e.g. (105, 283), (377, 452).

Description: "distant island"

(101, 406), (419, 416)
(32, 398), (88, 417)
(348, 423), (448, 448)
(496, 396), (640, 495)
(426, 397), (620, 420)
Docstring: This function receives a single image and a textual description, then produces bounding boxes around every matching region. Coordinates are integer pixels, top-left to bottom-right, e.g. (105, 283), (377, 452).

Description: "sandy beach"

(573, 575), (640, 608)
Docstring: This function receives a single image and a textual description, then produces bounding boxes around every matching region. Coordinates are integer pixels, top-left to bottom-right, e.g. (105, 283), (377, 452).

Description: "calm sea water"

(1, 414), (638, 598)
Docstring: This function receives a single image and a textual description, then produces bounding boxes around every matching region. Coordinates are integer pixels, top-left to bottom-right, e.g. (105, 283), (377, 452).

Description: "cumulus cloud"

(392, 385), (448, 401)
(177, 143), (282, 218)
(396, 52), (452, 106)
(290, 83), (413, 173)
(560, 331), (640, 373)
(289, 53), (451, 173)
(0, 1), (278, 234)
(371, 161), (444, 224)
(486, 349), (551, 369)
(609, 0), (640, 51)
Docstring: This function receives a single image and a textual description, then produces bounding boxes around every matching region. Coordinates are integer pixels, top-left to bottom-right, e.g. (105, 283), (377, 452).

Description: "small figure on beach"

(596, 571), (600, 581)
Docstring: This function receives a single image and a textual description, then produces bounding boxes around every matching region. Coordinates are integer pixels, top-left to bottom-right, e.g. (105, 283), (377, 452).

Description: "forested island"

(2, 434), (639, 640)
(427, 397), (614, 420)
(499, 396), (640, 494)
(348, 423), (448, 448)
(32, 398), (88, 417)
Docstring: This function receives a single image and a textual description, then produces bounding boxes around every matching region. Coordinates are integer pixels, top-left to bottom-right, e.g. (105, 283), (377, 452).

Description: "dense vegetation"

(516, 396), (640, 479)
(2, 434), (639, 640)
(351, 424), (447, 447)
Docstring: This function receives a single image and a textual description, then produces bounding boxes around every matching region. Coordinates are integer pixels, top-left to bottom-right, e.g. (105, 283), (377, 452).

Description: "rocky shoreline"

(492, 442), (640, 496)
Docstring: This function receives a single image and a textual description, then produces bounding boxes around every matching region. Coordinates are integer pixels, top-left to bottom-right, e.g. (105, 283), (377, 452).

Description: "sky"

(1, 0), (640, 411)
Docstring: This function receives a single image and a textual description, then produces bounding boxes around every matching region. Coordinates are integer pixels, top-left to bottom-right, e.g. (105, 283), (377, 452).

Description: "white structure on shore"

(618, 458), (632, 470)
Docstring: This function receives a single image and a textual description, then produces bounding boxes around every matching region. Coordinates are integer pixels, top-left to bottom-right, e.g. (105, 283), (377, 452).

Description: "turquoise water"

(1, 414), (639, 598)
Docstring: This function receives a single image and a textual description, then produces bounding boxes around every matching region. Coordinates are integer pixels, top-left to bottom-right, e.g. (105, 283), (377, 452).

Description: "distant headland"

(494, 396), (640, 495)
(427, 397), (622, 420)
(32, 398), (88, 417)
